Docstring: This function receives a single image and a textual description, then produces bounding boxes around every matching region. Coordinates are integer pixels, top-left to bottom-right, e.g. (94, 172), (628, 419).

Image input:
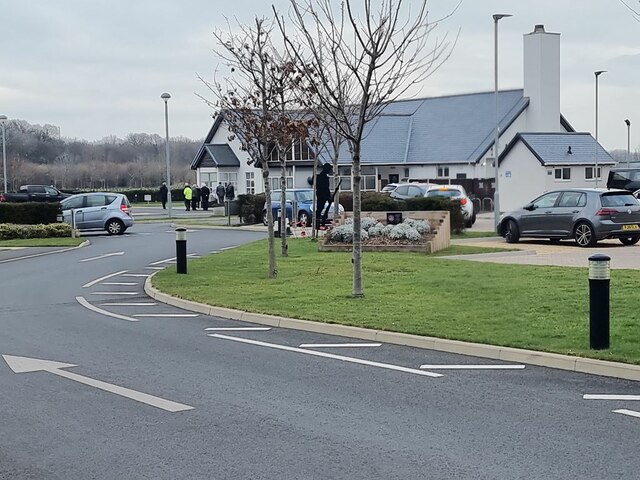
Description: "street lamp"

(493, 13), (512, 231)
(625, 119), (631, 168)
(161, 93), (172, 218)
(0, 115), (7, 194)
(594, 70), (606, 187)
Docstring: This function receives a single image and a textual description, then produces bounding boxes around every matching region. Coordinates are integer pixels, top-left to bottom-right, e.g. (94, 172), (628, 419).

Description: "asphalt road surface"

(0, 223), (638, 479)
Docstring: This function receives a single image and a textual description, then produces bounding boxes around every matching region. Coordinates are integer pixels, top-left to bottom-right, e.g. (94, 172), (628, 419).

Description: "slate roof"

(500, 132), (615, 166)
(192, 144), (240, 169)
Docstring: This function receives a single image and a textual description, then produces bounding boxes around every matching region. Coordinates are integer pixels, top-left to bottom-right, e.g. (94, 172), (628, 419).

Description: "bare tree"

(621, 0), (640, 22)
(277, 0), (457, 296)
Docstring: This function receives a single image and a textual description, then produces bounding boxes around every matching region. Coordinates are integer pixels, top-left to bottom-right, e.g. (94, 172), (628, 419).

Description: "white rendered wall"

(499, 142), (547, 211)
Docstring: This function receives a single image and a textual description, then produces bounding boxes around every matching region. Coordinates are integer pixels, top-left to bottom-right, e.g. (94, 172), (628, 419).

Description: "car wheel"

(298, 210), (311, 227)
(504, 219), (520, 243)
(574, 222), (597, 247)
(262, 210), (268, 226)
(106, 218), (125, 235)
(620, 236), (640, 246)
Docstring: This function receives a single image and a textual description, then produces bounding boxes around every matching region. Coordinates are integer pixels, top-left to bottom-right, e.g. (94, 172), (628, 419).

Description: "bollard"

(588, 253), (610, 349)
(175, 227), (187, 274)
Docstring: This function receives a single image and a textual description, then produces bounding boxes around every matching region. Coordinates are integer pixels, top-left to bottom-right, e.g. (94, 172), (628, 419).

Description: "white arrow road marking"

(209, 334), (442, 378)
(101, 302), (158, 306)
(83, 270), (128, 288)
(583, 394), (640, 401)
(204, 327), (272, 332)
(613, 409), (640, 419)
(419, 364), (526, 370)
(101, 282), (139, 286)
(2, 355), (193, 413)
(79, 252), (125, 262)
(133, 313), (199, 318)
(299, 343), (382, 348)
(76, 296), (138, 322)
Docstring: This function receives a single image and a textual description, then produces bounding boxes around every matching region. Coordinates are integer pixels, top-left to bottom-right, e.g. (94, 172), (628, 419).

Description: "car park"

(60, 192), (133, 235)
(262, 188), (344, 226)
(424, 184), (476, 227)
(497, 188), (640, 247)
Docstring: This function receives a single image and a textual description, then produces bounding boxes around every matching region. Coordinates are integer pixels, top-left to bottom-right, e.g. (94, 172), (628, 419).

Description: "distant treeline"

(0, 119), (202, 190)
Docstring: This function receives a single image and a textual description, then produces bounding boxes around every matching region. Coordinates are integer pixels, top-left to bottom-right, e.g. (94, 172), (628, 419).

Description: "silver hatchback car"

(498, 188), (640, 247)
(60, 192), (134, 235)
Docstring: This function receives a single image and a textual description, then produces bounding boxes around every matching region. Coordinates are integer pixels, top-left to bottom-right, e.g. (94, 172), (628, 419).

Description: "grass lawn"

(0, 237), (85, 247)
(152, 238), (640, 365)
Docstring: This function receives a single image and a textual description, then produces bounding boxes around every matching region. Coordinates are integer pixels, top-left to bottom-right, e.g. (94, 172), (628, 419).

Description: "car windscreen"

(601, 192), (640, 207)
(425, 189), (461, 198)
(295, 191), (313, 202)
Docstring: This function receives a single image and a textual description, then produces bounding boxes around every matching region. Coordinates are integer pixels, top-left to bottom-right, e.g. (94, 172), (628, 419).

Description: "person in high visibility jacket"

(183, 183), (193, 211)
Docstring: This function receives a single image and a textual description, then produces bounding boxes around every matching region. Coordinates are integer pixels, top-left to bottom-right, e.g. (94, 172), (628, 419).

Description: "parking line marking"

(79, 252), (125, 262)
(91, 292), (139, 296)
(208, 334), (443, 378)
(76, 296), (138, 322)
(101, 302), (158, 306)
(82, 270), (128, 288)
(149, 253), (199, 265)
(299, 343), (382, 348)
(419, 364), (526, 370)
(133, 314), (199, 318)
(583, 394), (640, 401)
(146, 267), (166, 270)
(613, 409), (640, 419)
(121, 274), (151, 278)
(101, 282), (139, 286)
(204, 327), (271, 332)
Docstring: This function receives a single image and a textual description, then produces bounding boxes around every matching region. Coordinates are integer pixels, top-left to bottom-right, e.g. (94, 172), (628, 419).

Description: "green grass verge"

(0, 237), (85, 247)
(152, 239), (640, 365)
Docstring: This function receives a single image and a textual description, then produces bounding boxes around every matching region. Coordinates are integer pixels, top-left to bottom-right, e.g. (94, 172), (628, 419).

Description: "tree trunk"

(332, 152), (340, 223)
(351, 147), (364, 297)
(280, 158), (288, 256)
(263, 164), (277, 278)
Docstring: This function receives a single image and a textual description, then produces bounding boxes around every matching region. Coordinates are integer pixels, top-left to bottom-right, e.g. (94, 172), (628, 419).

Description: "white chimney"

(523, 24), (561, 132)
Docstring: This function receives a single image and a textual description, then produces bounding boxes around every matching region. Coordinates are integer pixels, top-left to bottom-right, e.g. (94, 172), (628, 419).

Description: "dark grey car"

(497, 188), (640, 247)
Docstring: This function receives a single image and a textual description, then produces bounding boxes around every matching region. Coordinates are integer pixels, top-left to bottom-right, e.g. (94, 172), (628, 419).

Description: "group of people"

(158, 181), (235, 212)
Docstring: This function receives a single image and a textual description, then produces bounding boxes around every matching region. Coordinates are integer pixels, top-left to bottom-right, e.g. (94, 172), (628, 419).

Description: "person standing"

(183, 183), (192, 211)
(159, 182), (168, 209)
(216, 182), (225, 204)
(192, 185), (201, 211)
(201, 184), (210, 211)
(315, 163), (332, 227)
(225, 182), (235, 202)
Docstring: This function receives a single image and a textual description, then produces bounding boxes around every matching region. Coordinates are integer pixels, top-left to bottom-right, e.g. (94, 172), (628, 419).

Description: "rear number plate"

(622, 224), (640, 231)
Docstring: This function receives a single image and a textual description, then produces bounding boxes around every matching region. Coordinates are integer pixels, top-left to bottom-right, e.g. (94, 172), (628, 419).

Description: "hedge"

(0, 223), (71, 240)
(236, 193), (266, 224)
(0, 202), (61, 225)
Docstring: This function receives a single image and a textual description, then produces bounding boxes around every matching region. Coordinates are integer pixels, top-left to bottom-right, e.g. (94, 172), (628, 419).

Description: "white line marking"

(121, 274), (151, 278)
(208, 334), (442, 377)
(204, 327), (272, 332)
(146, 266), (166, 270)
(90, 292), (139, 296)
(613, 409), (640, 419)
(79, 252), (125, 262)
(209, 251), (221, 254)
(299, 343), (382, 348)
(76, 296), (138, 322)
(149, 254), (198, 265)
(220, 246), (237, 251)
(583, 394), (640, 401)
(101, 282), (139, 286)
(101, 302), (158, 306)
(82, 270), (128, 288)
(0, 245), (85, 264)
(133, 314), (199, 318)
(419, 364), (526, 370)
(2, 355), (192, 413)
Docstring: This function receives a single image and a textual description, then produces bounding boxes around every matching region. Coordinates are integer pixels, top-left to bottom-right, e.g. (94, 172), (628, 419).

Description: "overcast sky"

(2, 0), (639, 151)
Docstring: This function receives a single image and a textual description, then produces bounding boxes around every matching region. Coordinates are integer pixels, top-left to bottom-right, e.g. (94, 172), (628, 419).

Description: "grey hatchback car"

(498, 188), (640, 247)
(60, 192), (133, 235)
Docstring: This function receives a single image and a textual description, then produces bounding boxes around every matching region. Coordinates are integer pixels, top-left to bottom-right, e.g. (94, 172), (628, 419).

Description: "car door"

(82, 195), (109, 229)
(391, 185), (409, 199)
(61, 195), (86, 228)
(554, 191), (587, 236)
(518, 191), (562, 235)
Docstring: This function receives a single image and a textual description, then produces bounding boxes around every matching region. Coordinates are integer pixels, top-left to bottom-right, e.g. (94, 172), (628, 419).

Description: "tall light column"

(594, 70), (606, 187)
(493, 13), (512, 231)
(625, 119), (631, 168)
(161, 93), (172, 218)
(0, 115), (7, 193)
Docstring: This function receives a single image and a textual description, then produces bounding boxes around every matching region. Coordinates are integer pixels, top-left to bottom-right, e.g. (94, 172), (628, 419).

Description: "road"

(0, 223), (638, 479)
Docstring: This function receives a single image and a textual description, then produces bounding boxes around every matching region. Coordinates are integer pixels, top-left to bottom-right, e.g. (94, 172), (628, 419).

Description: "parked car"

(607, 167), (640, 192)
(389, 183), (434, 200)
(497, 188), (640, 247)
(424, 184), (475, 228)
(0, 185), (70, 203)
(381, 183), (399, 193)
(262, 188), (344, 226)
(60, 192), (133, 235)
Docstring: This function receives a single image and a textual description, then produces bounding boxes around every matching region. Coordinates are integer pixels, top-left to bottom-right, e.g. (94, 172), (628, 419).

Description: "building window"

(360, 166), (377, 191)
(245, 172), (255, 194)
(269, 166), (293, 191)
(437, 166), (449, 178)
(269, 140), (315, 162)
(219, 172), (238, 188)
(554, 167), (571, 181)
(456, 173), (467, 180)
(200, 172), (218, 189)
(585, 167), (601, 181)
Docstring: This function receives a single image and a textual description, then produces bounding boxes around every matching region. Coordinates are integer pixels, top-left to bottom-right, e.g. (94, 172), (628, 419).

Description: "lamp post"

(0, 115), (7, 194)
(594, 70), (606, 187)
(161, 93), (172, 218)
(625, 119), (631, 168)
(493, 13), (512, 231)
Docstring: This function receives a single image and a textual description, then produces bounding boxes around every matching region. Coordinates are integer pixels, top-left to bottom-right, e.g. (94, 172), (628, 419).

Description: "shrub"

(361, 192), (402, 211)
(0, 202), (61, 225)
(388, 223), (422, 241)
(0, 223), (71, 240)
(237, 193), (265, 224)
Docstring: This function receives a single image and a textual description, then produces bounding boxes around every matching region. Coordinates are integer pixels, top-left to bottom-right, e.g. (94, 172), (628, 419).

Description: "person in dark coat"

(315, 163), (332, 227)
(225, 183), (235, 201)
(200, 184), (210, 211)
(159, 182), (168, 209)
(216, 182), (225, 204)
(192, 186), (201, 211)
